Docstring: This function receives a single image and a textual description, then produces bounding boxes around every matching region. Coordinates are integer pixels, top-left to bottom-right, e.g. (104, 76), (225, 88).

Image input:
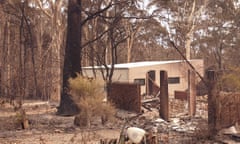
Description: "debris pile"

(115, 95), (211, 143)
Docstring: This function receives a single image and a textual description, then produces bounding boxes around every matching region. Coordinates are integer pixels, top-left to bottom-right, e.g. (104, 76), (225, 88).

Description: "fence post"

(159, 70), (169, 121)
(188, 70), (196, 117)
(207, 70), (217, 135)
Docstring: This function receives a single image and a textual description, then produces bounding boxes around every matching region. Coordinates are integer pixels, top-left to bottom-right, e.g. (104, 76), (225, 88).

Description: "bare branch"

(169, 40), (207, 87)
(36, 0), (52, 18)
(81, 29), (109, 49)
(81, 1), (113, 26)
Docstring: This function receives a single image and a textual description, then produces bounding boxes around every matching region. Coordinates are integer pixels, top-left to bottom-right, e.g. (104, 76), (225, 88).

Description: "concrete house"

(82, 59), (204, 96)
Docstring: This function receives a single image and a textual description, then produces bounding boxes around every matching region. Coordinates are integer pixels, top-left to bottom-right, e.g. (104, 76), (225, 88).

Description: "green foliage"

(69, 75), (116, 127)
(220, 67), (240, 92)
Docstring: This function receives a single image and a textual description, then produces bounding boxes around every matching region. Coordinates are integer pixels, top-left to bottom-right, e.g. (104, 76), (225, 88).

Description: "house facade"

(82, 59), (204, 97)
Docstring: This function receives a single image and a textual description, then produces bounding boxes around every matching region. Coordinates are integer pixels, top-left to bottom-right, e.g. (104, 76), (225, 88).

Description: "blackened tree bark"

(57, 0), (82, 116)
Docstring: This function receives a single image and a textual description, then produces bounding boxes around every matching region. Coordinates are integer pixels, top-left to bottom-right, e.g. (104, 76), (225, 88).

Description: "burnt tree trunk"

(207, 70), (217, 135)
(57, 0), (82, 116)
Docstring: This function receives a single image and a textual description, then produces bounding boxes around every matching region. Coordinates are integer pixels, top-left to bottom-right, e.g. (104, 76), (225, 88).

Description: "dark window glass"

(134, 79), (145, 85)
(168, 77), (180, 84)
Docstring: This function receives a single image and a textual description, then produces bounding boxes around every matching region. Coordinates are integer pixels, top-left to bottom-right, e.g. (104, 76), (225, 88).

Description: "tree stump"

(16, 108), (29, 129)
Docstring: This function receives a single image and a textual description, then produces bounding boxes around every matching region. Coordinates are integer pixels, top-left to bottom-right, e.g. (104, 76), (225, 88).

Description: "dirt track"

(0, 101), (120, 144)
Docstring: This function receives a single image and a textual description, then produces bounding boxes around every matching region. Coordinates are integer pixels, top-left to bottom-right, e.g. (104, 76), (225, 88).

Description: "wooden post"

(146, 73), (149, 96)
(159, 71), (169, 121)
(188, 70), (196, 116)
(0, 70), (1, 96)
(207, 70), (217, 135)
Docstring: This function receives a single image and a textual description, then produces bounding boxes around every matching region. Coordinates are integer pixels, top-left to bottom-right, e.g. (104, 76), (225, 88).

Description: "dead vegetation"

(0, 78), (240, 144)
(15, 108), (29, 129)
(69, 76), (116, 127)
(0, 96), (238, 144)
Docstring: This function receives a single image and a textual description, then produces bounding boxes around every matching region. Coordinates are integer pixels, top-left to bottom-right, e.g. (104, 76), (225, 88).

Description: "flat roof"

(83, 59), (202, 69)
(114, 60), (181, 68)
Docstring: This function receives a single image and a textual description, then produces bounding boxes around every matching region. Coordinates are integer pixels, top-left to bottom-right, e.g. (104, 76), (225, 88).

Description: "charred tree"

(57, 0), (82, 116)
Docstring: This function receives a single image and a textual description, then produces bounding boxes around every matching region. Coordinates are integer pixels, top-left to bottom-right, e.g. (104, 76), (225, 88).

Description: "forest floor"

(0, 98), (238, 144)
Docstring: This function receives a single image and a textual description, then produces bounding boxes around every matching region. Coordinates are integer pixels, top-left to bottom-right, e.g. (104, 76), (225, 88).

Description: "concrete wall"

(82, 60), (204, 96)
(82, 68), (129, 83)
(127, 60), (204, 96)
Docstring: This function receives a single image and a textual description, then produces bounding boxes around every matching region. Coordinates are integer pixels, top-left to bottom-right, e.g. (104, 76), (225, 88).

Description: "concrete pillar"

(159, 70), (169, 121)
(207, 70), (217, 135)
(188, 70), (196, 116)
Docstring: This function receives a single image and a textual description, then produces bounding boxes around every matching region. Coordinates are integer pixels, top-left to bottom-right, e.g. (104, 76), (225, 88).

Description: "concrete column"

(207, 70), (217, 135)
(188, 70), (196, 116)
(159, 70), (169, 121)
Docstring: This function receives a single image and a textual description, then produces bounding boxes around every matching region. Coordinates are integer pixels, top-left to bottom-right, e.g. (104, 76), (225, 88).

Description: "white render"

(82, 59), (204, 96)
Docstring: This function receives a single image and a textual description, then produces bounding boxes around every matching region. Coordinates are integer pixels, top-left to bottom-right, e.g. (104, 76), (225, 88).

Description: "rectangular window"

(134, 79), (145, 85)
(168, 77), (180, 84)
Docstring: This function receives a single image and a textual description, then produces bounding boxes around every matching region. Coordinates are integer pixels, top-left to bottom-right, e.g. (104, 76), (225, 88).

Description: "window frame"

(168, 77), (180, 84)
